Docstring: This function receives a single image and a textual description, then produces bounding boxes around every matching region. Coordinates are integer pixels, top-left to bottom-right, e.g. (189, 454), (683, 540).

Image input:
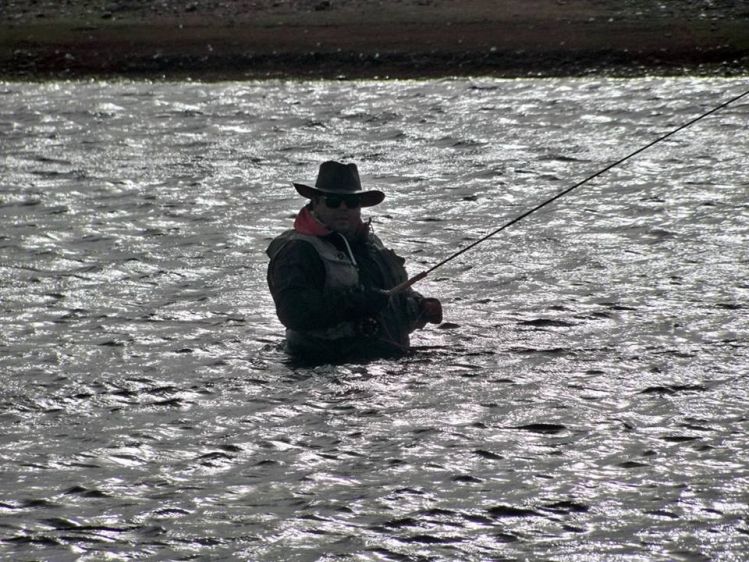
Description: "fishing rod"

(389, 86), (749, 295)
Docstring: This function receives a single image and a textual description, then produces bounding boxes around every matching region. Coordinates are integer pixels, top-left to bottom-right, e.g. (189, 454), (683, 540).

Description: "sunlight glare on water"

(1, 76), (748, 560)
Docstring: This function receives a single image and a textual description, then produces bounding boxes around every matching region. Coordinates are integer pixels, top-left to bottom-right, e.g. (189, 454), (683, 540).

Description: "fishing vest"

(267, 230), (368, 345)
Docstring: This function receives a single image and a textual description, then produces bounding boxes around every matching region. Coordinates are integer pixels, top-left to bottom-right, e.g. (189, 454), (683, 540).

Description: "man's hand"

(420, 298), (443, 324)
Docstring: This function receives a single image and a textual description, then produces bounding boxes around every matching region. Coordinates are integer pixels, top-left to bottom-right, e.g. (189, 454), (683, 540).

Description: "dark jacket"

(267, 206), (425, 360)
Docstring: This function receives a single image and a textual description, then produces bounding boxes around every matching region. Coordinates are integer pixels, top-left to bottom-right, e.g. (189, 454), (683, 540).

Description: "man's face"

(312, 194), (362, 237)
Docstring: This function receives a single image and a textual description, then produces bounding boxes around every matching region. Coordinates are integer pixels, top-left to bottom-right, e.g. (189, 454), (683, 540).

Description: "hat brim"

(293, 183), (385, 207)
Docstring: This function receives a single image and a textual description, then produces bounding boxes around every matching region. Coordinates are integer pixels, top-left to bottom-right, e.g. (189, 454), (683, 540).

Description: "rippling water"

(2, 77), (748, 560)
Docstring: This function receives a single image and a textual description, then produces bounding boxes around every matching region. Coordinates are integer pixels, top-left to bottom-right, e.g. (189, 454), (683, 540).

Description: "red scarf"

(292, 205), (370, 240)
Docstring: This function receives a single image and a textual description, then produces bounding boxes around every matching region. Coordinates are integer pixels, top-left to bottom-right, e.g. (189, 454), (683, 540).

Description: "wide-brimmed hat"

(293, 161), (385, 207)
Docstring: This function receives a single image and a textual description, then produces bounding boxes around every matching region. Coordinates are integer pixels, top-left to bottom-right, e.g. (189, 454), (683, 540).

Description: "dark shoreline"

(6, 46), (748, 82)
(2, 1), (748, 81)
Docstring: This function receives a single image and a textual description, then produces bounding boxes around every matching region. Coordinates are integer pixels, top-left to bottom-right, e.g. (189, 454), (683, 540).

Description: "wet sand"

(1, 0), (748, 79)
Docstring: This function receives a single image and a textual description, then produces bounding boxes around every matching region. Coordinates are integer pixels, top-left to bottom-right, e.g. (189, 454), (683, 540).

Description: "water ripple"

(1, 76), (748, 560)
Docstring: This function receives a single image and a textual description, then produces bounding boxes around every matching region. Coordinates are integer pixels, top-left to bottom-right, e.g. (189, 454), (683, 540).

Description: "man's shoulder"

(365, 232), (403, 259)
(364, 231), (387, 249)
(266, 229), (294, 259)
(363, 232), (406, 267)
(267, 230), (328, 261)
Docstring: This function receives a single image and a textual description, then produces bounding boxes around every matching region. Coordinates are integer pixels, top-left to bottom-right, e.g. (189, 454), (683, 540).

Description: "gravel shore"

(2, 0), (748, 79)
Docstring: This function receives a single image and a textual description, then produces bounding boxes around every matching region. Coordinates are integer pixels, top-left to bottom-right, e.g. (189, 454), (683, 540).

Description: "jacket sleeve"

(374, 244), (427, 331)
(267, 240), (387, 331)
(401, 288), (428, 331)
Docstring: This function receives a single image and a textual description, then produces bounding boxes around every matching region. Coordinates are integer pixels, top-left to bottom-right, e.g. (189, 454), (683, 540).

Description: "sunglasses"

(322, 194), (361, 209)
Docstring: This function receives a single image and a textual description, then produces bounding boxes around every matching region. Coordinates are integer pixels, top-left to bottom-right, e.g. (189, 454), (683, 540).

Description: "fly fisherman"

(266, 161), (443, 361)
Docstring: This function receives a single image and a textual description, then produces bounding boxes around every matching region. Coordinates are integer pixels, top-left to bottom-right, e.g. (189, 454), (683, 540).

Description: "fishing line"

(390, 85), (749, 294)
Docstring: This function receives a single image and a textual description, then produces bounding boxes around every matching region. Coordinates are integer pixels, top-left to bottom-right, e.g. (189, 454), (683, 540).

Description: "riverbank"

(2, 0), (748, 79)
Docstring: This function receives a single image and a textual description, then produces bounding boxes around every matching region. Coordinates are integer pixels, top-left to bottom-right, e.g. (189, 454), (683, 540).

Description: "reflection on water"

(1, 77), (748, 560)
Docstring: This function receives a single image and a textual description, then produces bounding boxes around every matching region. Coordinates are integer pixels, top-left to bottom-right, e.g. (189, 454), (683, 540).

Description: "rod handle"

(387, 271), (428, 296)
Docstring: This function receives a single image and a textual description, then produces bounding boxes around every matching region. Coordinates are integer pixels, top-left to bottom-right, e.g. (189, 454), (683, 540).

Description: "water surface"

(1, 77), (748, 560)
